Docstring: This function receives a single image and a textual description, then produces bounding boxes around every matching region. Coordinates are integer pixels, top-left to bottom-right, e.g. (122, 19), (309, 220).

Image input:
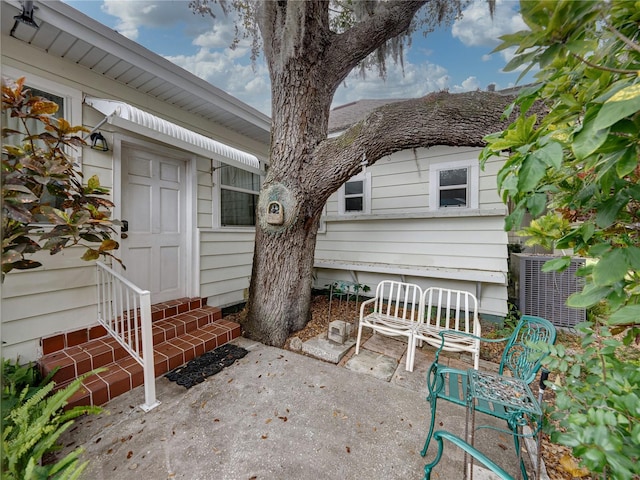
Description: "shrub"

(1, 359), (103, 479)
(2, 77), (120, 281)
(482, 2), (640, 477)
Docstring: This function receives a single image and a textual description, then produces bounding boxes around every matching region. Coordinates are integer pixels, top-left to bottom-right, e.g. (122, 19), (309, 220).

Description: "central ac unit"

(515, 254), (586, 328)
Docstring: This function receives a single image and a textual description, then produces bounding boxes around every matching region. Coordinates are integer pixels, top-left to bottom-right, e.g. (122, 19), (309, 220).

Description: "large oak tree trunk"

(244, 210), (322, 346)
(243, 54), (331, 343)
(242, 2), (335, 344)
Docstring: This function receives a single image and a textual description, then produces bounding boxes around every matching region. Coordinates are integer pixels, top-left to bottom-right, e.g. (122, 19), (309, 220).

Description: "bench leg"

(355, 321), (364, 355)
(406, 334), (415, 372)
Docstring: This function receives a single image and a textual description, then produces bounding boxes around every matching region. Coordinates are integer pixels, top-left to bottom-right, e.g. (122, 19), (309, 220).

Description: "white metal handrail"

(96, 261), (160, 411)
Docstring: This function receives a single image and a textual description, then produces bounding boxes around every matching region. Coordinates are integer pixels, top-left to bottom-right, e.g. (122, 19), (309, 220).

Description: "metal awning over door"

(85, 97), (261, 173)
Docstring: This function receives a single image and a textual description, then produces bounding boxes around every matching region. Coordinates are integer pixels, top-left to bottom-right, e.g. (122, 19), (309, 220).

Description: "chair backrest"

(421, 287), (480, 336)
(372, 280), (423, 322)
(498, 315), (557, 384)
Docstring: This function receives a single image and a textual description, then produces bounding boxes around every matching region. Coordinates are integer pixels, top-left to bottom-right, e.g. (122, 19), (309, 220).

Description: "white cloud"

(165, 49), (272, 115)
(166, 40), (456, 115)
(452, 0), (526, 48)
(168, 42), (457, 116)
(333, 56), (450, 108)
(452, 0), (528, 71)
(101, 0), (224, 40)
(193, 26), (237, 50)
(451, 76), (481, 93)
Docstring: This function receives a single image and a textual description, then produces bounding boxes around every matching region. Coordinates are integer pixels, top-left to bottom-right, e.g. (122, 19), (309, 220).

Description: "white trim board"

(314, 259), (507, 284)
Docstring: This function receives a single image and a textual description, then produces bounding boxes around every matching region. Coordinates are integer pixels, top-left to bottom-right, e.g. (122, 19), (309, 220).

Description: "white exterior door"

(121, 146), (187, 303)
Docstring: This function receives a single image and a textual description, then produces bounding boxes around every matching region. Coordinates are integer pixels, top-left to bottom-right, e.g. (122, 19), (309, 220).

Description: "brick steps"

(38, 298), (242, 408)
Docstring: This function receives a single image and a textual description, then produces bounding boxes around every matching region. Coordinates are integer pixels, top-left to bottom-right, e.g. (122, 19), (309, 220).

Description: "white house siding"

(478, 156), (508, 210)
(196, 157), (255, 309)
(199, 230), (255, 308)
(1, 251), (98, 361)
(315, 146), (509, 318)
(1, 36), (267, 362)
(197, 157), (215, 229)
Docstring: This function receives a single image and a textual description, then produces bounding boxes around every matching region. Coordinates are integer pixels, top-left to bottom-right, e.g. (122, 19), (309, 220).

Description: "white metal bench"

(355, 280), (423, 371)
(355, 283), (481, 373)
(408, 287), (481, 372)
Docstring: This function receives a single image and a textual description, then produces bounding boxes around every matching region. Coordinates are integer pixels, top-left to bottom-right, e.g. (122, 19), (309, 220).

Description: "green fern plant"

(1, 358), (58, 429)
(2, 368), (103, 479)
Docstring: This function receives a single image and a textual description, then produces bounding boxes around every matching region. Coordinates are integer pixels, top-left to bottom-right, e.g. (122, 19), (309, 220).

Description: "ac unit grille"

(519, 255), (586, 328)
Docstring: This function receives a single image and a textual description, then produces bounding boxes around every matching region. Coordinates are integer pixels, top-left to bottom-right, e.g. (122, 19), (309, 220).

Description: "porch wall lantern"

(90, 132), (109, 152)
(10, 1), (40, 36)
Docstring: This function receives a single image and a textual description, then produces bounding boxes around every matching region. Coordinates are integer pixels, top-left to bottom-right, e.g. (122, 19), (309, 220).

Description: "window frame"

(338, 171), (372, 215)
(2, 66), (82, 135)
(216, 163), (261, 227)
(429, 158), (479, 211)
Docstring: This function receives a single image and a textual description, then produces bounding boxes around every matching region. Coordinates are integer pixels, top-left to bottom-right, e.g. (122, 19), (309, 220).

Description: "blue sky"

(64, 0), (529, 116)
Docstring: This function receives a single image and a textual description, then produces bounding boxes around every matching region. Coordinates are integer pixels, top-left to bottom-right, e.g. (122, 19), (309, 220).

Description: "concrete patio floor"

(59, 334), (539, 480)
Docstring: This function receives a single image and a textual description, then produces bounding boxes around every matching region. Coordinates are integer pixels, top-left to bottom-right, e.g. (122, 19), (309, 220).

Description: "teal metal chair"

(421, 315), (556, 479)
(423, 430), (514, 480)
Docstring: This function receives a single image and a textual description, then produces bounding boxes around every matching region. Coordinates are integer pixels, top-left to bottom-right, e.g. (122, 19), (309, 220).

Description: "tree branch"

(307, 90), (525, 200)
(571, 52), (638, 75)
(325, 1), (427, 87)
(604, 17), (640, 55)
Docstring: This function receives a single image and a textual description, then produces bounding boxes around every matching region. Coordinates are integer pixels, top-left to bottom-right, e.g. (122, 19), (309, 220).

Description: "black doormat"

(164, 343), (249, 389)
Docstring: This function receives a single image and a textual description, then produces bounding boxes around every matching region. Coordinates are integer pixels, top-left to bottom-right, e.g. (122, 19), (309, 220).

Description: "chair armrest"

(359, 296), (377, 318)
(423, 430), (513, 480)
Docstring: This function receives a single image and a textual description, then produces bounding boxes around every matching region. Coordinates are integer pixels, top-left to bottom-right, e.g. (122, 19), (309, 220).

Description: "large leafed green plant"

(2, 77), (120, 281)
(481, 1), (640, 478)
